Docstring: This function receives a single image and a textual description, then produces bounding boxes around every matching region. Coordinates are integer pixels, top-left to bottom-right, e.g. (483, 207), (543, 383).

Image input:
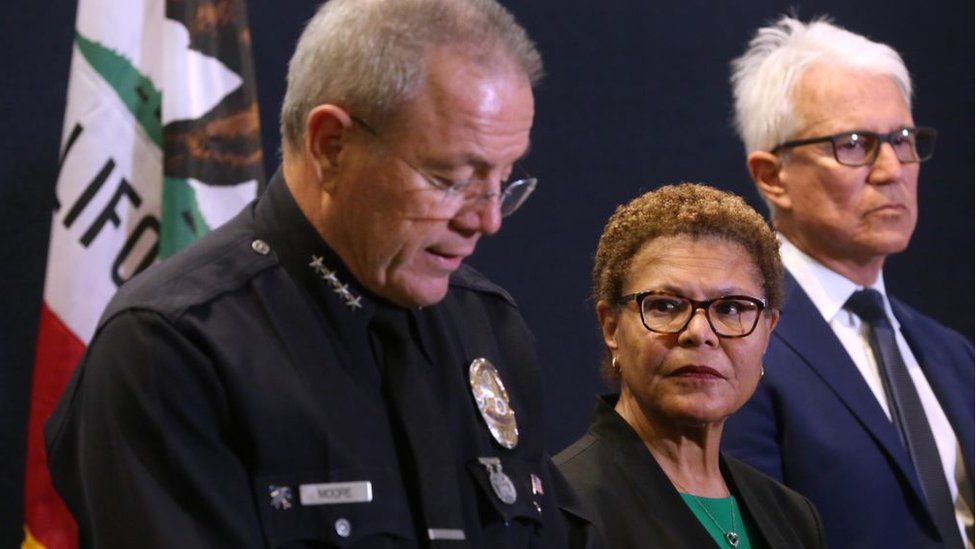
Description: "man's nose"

(452, 194), (503, 236)
(867, 142), (904, 184)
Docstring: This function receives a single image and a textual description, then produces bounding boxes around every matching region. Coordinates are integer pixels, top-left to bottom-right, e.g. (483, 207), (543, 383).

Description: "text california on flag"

(23, 1), (264, 547)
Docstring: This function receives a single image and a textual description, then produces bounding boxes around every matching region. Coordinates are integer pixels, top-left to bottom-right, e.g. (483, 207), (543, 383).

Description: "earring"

(612, 356), (620, 372)
(760, 366), (765, 377)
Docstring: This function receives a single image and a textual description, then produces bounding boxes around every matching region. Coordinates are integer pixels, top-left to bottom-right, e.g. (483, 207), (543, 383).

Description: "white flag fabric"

(24, 1), (263, 547)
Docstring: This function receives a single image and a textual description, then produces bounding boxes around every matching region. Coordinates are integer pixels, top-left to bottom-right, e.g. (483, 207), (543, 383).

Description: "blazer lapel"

(590, 398), (717, 548)
(891, 299), (975, 485)
(722, 458), (785, 549)
(775, 272), (926, 503)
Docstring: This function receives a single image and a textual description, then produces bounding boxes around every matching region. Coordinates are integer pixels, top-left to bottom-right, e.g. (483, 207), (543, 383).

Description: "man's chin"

(379, 276), (451, 308)
(858, 231), (913, 257)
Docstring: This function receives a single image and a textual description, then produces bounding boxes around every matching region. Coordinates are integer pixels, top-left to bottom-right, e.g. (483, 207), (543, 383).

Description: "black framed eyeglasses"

(349, 115), (537, 217)
(617, 291), (768, 338)
(770, 126), (937, 167)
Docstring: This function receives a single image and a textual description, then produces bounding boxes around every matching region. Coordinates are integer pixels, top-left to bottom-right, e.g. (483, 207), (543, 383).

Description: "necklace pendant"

(725, 531), (740, 547)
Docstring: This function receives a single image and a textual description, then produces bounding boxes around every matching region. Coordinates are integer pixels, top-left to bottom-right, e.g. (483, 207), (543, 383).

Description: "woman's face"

(599, 234), (779, 427)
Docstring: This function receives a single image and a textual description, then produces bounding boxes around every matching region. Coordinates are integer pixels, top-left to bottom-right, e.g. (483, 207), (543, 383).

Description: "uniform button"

(334, 517), (351, 538)
(251, 239), (271, 255)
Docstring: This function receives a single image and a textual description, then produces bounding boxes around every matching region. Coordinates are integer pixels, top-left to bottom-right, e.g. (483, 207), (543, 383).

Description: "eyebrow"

(434, 141), (533, 175)
(648, 285), (754, 297)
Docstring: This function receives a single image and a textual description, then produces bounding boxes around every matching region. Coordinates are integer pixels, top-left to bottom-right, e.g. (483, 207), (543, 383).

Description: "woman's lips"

(670, 365), (726, 379)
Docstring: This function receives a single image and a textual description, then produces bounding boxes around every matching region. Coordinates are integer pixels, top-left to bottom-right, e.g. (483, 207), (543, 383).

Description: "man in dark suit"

(722, 15), (974, 549)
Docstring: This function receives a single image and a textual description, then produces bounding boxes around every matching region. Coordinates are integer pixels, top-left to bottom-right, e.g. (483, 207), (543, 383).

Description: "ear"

(747, 151), (791, 213)
(596, 300), (621, 356)
(759, 309), (781, 355)
(764, 309), (780, 332)
(304, 105), (353, 191)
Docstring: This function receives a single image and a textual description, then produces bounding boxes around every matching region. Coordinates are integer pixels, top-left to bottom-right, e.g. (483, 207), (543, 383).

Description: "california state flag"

(23, 1), (264, 547)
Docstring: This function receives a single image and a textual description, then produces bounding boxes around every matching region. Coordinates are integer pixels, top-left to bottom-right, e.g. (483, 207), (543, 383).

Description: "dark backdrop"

(1, 1), (971, 545)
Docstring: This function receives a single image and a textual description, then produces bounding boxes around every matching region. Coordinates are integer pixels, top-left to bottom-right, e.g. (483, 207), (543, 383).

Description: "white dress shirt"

(779, 235), (973, 547)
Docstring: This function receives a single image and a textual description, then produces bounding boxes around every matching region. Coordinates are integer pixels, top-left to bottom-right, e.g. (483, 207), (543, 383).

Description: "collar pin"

(309, 255), (362, 311)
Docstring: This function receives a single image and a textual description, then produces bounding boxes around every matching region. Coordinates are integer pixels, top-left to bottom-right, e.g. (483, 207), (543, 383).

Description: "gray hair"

(731, 15), (912, 154)
(280, 0), (543, 151)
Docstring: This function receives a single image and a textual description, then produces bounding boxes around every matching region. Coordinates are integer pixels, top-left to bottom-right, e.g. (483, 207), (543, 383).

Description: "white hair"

(280, 0), (543, 151)
(731, 15), (913, 154)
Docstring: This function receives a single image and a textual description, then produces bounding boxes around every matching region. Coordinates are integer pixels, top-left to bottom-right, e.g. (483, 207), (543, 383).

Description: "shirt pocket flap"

(254, 467), (415, 547)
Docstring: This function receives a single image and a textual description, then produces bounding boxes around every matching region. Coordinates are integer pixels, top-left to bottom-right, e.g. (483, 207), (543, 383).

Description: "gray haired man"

(47, 1), (593, 546)
(722, 15), (973, 549)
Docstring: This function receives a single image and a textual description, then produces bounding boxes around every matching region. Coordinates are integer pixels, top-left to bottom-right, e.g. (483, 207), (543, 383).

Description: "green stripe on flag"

(76, 33), (163, 148)
(160, 177), (211, 259)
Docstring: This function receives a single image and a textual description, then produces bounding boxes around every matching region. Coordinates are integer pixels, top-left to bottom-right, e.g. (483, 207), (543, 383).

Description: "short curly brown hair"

(593, 183), (783, 378)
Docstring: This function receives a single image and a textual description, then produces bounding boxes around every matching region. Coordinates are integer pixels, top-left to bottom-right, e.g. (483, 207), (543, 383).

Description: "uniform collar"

(253, 169), (380, 323)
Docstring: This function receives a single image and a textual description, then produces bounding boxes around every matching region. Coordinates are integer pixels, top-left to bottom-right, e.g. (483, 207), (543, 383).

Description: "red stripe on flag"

(24, 304), (84, 549)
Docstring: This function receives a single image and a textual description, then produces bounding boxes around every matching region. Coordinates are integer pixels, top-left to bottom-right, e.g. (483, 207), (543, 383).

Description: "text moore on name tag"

(299, 481), (373, 506)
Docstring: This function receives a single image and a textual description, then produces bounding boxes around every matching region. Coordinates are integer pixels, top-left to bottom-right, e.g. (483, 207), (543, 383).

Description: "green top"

(679, 493), (752, 549)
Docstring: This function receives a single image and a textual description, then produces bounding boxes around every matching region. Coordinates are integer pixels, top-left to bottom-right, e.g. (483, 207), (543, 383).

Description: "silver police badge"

(469, 358), (518, 449)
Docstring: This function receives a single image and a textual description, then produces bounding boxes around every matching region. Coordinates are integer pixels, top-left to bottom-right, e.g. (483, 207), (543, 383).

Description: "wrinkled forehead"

(379, 52), (535, 174)
(790, 64), (912, 134)
(626, 234), (764, 294)
(388, 47), (534, 130)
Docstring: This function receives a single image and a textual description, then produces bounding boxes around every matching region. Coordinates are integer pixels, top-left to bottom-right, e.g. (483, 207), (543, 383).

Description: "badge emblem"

(478, 457), (517, 504)
(269, 485), (293, 510)
(469, 358), (518, 449)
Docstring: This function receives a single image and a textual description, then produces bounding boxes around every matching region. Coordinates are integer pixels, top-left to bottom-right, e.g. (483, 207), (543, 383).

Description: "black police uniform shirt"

(45, 170), (575, 548)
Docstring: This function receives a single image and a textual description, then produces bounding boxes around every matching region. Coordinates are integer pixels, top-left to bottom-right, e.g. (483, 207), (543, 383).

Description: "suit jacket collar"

(779, 235), (908, 331)
(776, 272), (928, 505)
(889, 298), (975, 485)
(778, 235), (864, 323)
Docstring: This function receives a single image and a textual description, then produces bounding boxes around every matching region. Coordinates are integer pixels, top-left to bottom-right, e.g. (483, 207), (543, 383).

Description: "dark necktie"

(845, 289), (962, 549)
(370, 305), (468, 547)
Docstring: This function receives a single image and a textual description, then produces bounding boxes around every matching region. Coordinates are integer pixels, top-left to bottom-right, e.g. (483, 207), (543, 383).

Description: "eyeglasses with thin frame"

(349, 115), (537, 217)
(617, 290), (768, 338)
(770, 126), (937, 167)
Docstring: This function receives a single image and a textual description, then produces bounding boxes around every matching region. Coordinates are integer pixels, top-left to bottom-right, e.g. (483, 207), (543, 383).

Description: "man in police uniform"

(46, 0), (588, 546)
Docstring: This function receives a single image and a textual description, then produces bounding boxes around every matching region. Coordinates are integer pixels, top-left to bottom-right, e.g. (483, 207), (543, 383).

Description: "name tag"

(299, 481), (373, 505)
